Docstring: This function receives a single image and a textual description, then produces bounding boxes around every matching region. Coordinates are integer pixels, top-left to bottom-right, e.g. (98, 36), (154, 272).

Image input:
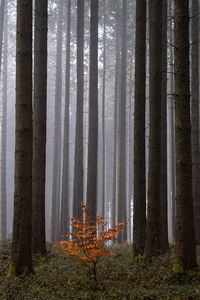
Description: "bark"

(0, 0), (5, 76)
(10, 0), (33, 275)
(61, 0), (71, 236)
(73, 0), (84, 221)
(160, 0), (169, 253)
(51, 0), (63, 241)
(191, 0), (200, 245)
(32, 0), (48, 256)
(111, 0), (120, 228)
(86, 0), (98, 222)
(101, 2), (106, 219)
(145, 0), (163, 256)
(0, 0), (7, 241)
(133, 0), (146, 255)
(174, 0), (197, 268)
(118, 0), (127, 243)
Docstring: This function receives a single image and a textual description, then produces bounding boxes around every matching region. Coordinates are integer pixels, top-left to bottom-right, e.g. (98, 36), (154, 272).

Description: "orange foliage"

(55, 205), (126, 266)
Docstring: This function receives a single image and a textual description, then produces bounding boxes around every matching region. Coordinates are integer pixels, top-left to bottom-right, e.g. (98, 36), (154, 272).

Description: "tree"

(0, 0), (7, 241)
(191, 0), (200, 245)
(133, 0), (146, 255)
(61, 0), (71, 236)
(9, 0), (33, 275)
(32, 0), (48, 255)
(73, 0), (84, 221)
(86, 0), (98, 223)
(51, 0), (63, 241)
(174, 0), (197, 268)
(111, 0), (120, 228)
(160, 0), (169, 252)
(117, 0), (127, 243)
(0, 0), (5, 75)
(145, 0), (163, 256)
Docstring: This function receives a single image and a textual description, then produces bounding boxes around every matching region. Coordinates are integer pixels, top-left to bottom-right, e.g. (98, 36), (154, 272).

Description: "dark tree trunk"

(61, 0), (71, 236)
(0, 0), (7, 241)
(174, 0), (197, 268)
(160, 0), (169, 253)
(118, 0), (127, 243)
(86, 0), (98, 222)
(10, 0), (33, 275)
(145, 0), (163, 256)
(191, 0), (200, 245)
(51, 0), (63, 241)
(73, 0), (84, 221)
(133, 0), (146, 255)
(32, 0), (48, 256)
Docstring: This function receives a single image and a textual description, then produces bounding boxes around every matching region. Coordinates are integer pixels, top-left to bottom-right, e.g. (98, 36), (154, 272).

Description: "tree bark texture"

(174, 0), (197, 268)
(86, 0), (98, 222)
(32, 0), (48, 255)
(0, 0), (5, 76)
(11, 0), (33, 274)
(191, 0), (200, 245)
(73, 0), (84, 221)
(133, 0), (146, 255)
(145, 0), (163, 256)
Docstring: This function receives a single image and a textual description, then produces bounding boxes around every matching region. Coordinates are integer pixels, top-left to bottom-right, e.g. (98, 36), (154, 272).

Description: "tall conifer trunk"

(174, 0), (197, 268)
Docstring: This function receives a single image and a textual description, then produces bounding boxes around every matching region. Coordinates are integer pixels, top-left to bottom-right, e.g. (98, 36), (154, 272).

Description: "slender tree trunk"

(168, 0), (176, 242)
(174, 0), (197, 268)
(102, 2), (106, 219)
(51, 0), (63, 241)
(86, 0), (98, 223)
(0, 0), (7, 241)
(160, 0), (169, 253)
(10, 0), (33, 275)
(111, 0), (120, 228)
(73, 0), (84, 221)
(191, 0), (200, 245)
(133, 0), (146, 255)
(145, 0), (163, 256)
(32, 0), (48, 256)
(61, 0), (71, 236)
(118, 0), (127, 242)
(0, 0), (5, 76)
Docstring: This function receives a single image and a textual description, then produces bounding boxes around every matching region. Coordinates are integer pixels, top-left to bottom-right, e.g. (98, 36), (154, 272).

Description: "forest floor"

(0, 241), (200, 299)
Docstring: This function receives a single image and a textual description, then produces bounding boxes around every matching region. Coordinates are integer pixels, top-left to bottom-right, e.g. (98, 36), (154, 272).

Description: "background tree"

(10, 0), (33, 275)
(0, 0), (5, 75)
(174, 0), (197, 268)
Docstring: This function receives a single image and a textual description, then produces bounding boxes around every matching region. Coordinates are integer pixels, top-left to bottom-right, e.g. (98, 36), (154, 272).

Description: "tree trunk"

(51, 0), (63, 241)
(10, 0), (33, 275)
(86, 0), (98, 223)
(174, 0), (197, 268)
(191, 0), (200, 245)
(118, 0), (127, 243)
(133, 0), (146, 255)
(111, 0), (120, 228)
(0, 0), (7, 241)
(61, 0), (71, 237)
(32, 0), (48, 256)
(101, 2), (106, 219)
(145, 0), (163, 256)
(160, 0), (169, 253)
(73, 0), (84, 221)
(0, 0), (5, 76)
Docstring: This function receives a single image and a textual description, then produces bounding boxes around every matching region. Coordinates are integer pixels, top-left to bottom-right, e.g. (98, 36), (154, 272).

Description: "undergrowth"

(0, 241), (200, 299)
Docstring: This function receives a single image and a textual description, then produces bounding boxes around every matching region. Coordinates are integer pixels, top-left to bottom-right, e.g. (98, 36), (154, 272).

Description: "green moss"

(7, 262), (17, 278)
